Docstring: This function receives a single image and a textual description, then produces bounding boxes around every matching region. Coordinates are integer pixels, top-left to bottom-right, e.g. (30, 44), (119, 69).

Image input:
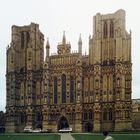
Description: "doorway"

(58, 116), (69, 130)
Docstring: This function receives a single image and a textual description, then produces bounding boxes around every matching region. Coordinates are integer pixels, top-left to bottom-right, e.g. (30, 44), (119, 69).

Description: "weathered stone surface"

(5, 9), (132, 132)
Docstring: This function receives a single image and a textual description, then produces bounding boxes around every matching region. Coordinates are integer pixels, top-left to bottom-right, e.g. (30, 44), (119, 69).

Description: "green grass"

(1, 133), (140, 140)
(72, 134), (103, 140)
(72, 134), (140, 140)
(0, 134), (60, 140)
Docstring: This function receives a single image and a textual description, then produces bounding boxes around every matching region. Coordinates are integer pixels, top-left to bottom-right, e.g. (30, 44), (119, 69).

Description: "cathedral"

(5, 9), (132, 132)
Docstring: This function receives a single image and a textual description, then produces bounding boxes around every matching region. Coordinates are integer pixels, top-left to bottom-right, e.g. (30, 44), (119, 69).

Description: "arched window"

(89, 110), (93, 119)
(83, 111), (88, 120)
(109, 109), (113, 120)
(103, 109), (107, 120)
(62, 74), (66, 103)
(21, 32), (24, 49)
(26, 32), (30, 46)
(104, 21), (108, 38)
(70, 76), (74, 103)
(110, 21), (114, 38)
(54, 77), (58, 104)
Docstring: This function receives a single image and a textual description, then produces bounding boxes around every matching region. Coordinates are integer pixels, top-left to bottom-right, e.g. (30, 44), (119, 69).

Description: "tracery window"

(54, 77), (58, 104)
(62, 74), (66, 103)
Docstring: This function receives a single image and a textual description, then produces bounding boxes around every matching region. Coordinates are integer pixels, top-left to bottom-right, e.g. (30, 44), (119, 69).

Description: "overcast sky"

(0, 0), (140, 111)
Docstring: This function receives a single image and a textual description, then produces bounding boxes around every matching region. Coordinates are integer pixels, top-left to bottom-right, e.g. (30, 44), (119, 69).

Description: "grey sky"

(0, 0), (140, 111)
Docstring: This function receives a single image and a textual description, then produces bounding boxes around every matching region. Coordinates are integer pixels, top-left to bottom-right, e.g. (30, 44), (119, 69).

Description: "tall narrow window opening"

(54, 77), (58, 104)
(104, 21), (108, 38)
(21, 32), (24, 49)
(70, 76), (74, 103)
(110, 21), (114, 38)
(62, 74), (66, 103)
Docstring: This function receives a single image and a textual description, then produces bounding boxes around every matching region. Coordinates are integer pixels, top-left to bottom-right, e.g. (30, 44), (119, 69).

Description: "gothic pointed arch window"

(109, 109), (113, 120)
(62, 74), (66, 103)
(21, 32), (24, 49)
(103, 109), (107, 120)
(104, 21), (108, 38)
(54, 77), (58, 104)
(26, 32), (30, 46)
(110, 20), (114, 38)
(89, 109), (93, 119)
(70, 76), (74, 103)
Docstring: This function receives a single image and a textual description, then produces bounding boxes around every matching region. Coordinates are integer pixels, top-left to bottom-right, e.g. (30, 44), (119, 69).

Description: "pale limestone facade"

(5, 9), (132, 132)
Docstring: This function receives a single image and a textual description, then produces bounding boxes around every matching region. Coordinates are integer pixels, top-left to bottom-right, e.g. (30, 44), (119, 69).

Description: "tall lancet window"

(104, 21), (108, 38)
(21, 32), (24, 49)
(70, 76), (74, 103)
(110, 21), (114, 38)
(54, 77), (58, 104)
(26, 32), (30, 47)
(62, 74), (66, 103)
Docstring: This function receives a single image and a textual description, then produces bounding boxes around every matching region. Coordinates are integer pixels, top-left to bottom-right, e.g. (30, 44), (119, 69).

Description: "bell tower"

(5, 23), (44, 132)
(89, 9), (132, 131)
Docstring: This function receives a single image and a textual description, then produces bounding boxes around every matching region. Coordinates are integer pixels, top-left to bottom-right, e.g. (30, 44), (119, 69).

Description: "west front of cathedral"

(5, 9), (132, 132)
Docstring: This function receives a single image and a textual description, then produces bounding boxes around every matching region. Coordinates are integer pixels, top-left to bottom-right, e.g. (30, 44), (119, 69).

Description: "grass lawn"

(0, 134), (60, 140)
(1, 133), (140, 140)
(72, 134), (140, 140)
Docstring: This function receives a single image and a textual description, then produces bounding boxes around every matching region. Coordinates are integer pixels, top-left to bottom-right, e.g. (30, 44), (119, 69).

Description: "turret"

(45, 38), (50, 60)
(78, 34), (82, 54)
(62, 31), (66, 45)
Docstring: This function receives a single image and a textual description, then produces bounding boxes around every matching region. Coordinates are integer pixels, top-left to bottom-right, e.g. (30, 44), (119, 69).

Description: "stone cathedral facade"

(5, 9), (132, 132)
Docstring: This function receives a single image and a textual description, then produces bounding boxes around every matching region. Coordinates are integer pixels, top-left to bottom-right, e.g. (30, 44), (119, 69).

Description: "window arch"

(54, 77), (58, 104)
(62, 74), (66, 103)
(110, 20), (114, 38)
(104, 21), (107, 38)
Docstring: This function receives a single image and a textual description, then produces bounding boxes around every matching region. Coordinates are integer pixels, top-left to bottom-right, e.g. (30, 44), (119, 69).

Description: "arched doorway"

(84, 122), (93, 132)
(58, 116), (69, 130)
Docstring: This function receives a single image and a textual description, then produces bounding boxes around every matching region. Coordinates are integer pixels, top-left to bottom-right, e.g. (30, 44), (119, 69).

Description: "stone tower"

(5, 9), (132, 132)
(89, 9), (132, 131)
(5, 23), (44, 132)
